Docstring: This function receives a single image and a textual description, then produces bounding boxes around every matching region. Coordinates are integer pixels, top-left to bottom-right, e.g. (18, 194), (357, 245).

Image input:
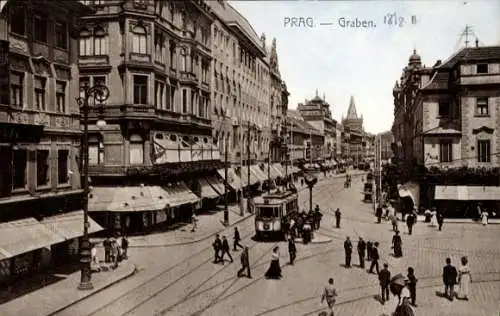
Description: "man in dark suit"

(357, 237), (366, 268)
(376, 205), (383, 223)
(406, 212), (416, 235)
(237, 247), (251, 278)
(368, 242), (380, 274)
(437, 212), (444, 231)
(378, 263), (391, 303)
(442, 257), (458, 301)
(344, 237), (353, 268)
(212, 234), (222, 263)
(288, 237), (297, 265)
(221, 236), (233, 263)
(335, 208), (342, 228)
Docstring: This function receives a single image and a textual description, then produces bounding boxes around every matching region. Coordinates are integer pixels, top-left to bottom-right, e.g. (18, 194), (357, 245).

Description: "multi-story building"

(394, 45), (500, 170)
(285, 110), (324, 164)
(297, 91), (339, 161)
(79, 0), (221, 233)
(342, 96), (367, 164)
(377, 131), (395, 161)
(0, 0), (97, 283)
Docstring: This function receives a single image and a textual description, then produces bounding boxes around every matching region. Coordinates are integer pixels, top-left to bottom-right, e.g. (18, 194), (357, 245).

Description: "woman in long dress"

(265, 246), (282, 279)
(392, 231), (403, 258)
(430, 208), (438, 227)
(458, 256), (471, 300)
(481, 211), (488, 225)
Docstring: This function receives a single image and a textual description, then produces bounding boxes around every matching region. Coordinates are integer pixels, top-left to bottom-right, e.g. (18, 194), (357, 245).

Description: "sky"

(229, 0), (500, 134)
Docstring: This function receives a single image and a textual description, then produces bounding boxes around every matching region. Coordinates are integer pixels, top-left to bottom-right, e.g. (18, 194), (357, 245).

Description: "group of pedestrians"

(93, 235), (128, 270)
(343, 237), (381, 272)
(442, 256), (471, 301)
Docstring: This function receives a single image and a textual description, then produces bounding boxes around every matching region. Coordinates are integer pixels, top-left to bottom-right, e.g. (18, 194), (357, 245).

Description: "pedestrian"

(111, 238), (119, 269)
(376, 205), (383, 223)
(392, 230), (403, 258)
(103, 237), (111, 263)
(430, 208), (438, 227)
(221, 236), (233, 263)
(391, 214), (398, 232)
(366, 240), (373, 261)
(406, 212), (415, 235)
(321, 278), (338, 316)
(237, 247), (251, 278)
(121, 235), (129, 260)
(289, 216), (296, 239)
(437, 212), (444, 231)
(481, 211), (488, 225)
(212, 234), (222, 263)
(335, 208), (341, 228)
(369, 242), (380, 274)
(344, 236), (353, 268)
(457, 256), (471, 300)
(91, 243), (98, 265)
(442, 257), (458, 301)
(378, 263), (391, 303)
(233, 227), (244, 251)
(406, 267), (418, 306)
(314, 208), (323, 230)
(357, 237), (366, 268)
(288, 237), (297, 265)
(191, 213), (198, 232)
(265, 246), (282, 279)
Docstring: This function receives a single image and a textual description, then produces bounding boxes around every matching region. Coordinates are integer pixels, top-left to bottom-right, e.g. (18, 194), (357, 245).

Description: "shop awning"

(0, 218), (65, 260)
(435, 185), (500, 201)
(88, 186), (170, 212)
(206, 176), (225, 194)
(163, 182), (200, 207)
(217, 168), (242, 190)
(40, 210), (104, 241)
(236, 166), (259, 186)
(197, 178), (219, 199)
(272, 163), (285, 177)
(250, 165), (268, 182)
(397, 181), (420, 208)
(269, 164), (283, 179)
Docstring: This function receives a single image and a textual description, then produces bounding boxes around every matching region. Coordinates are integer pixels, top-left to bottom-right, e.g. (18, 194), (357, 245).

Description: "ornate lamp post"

(304, 173), (318, 213)
(76, 82), (109, 290)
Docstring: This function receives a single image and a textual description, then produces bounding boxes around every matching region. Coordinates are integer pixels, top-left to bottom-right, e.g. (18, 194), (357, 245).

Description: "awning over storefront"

(269, 163), (283, 179)
(397, 181), (420, 208)
(164, 182), (200, 207)
(89, 186), (170, 212)
(0, 218), (65, 260)
(434, 185), (500, 201)
(217, 168), (242, 190)
(197, 178), (220, 199)
(272, 163), (285, 177)
(250, 165), (268, 182)
(206, 176), (225, 194)
(236, 167), (259, 186)
(40, 210), (104, 241)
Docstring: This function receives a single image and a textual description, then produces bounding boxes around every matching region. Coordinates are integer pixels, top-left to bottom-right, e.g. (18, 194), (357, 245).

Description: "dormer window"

(476, 64), (488, 74)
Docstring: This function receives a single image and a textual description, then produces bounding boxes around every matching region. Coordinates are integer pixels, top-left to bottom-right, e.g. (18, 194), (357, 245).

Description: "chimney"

(475, 38), (479, 47)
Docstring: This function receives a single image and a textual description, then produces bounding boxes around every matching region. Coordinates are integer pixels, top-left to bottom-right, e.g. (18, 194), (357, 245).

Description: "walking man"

(288, 237), (297, 265)
(366, 240), (373, 261)
(357, 237), (366, 268)
(368, 242), (380, 274)
(376, 205), (383, 223)
(406, 212), (415, 235)
(335, 208), (342, 229)
(407, 266), (418, 307)
(437, 212), (444, 231)
(378, 263), (391, 303)
(121, 235), (129, 260)
(237, 247), (251, 278)
(344, 236), (353, 268)
(221, 236), (233, 263)
(212, 234), (222, 263)
(233, 227), (244, 251)
(321, 278), (338, 316)
(103, 237), (111, 263)
(442, 257), (458, 301)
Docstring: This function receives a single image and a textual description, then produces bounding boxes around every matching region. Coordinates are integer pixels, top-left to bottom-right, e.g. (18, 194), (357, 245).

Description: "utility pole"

(223, 128), (229, 226)
(309, 130), (312, 165)
(247, 121), (251, 197)
(290, 121), (294, 179)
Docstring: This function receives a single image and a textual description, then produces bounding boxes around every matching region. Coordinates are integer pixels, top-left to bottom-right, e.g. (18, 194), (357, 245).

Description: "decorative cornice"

(472, 126), (494, 134)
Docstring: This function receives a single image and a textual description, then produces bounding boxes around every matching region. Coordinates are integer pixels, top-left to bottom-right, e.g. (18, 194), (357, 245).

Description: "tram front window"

(258, 207), (278, 218)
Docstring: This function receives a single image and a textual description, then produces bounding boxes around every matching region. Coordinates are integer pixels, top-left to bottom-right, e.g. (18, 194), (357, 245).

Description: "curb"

(294, 237), (333, 245)
(46, 263), (137, 316)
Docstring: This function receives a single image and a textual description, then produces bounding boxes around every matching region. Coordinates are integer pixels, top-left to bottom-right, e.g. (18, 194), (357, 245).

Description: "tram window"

(258, 207), (277, 218)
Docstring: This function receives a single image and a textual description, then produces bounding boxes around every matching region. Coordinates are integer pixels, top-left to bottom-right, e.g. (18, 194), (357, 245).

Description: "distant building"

(285, 110), (324, 163)
(341, 96), (369, 164)
(377, 131), (394, 161)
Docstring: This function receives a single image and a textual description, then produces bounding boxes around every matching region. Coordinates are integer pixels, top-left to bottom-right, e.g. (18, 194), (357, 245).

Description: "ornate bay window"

(132, 24), (147, 54)
(154, 32), (165, 64)
(93, 26), (108, 55)
(79, 28), (93, 56)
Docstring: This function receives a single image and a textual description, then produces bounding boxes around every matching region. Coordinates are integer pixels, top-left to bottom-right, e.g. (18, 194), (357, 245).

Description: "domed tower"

(409, 49), (422, 68)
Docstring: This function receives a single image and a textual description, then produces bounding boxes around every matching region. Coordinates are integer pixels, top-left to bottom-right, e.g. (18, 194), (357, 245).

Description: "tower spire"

(347, 96), (358, 119)
(315, 89), (318, 97)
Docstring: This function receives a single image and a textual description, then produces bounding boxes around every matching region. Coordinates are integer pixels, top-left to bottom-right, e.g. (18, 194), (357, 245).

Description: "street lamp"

(76, 82), (109, 290)
(246, 122), (257, 212)
(304, 173), (318, 213)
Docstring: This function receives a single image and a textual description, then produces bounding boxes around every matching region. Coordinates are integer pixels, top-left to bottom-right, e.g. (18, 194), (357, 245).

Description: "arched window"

(180, 47), (187, 72)
(132, 24), (147, 54)
(93, 26), (108, 55)
(79, 28), (92, 56)
(129, 134), (144, 165)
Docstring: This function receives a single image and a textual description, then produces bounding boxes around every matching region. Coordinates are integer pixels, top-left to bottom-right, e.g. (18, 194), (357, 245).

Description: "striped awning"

(250, 165), (268, 182)
(163, 182), (200, 207)
(40, 210), (104, 241)
(89, 186), (170, 212)
(198, 178), (219, 199)
(206, 176), (225, 194)
(217, 168), (242, 190)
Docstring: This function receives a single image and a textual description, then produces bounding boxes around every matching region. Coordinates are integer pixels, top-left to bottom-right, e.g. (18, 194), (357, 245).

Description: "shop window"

(13, 149), (27, 190)
(36, 149), (50, 187)
(130, 134), (144, 165)
(58, 149), (69, 184)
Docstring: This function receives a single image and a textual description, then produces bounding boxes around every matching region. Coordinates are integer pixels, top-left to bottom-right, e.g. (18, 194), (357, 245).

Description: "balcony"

(88, 165), (128, 176)
(459, 74), (500, 85)
(130, 53), (151, 64)
(179, 71), (198, 86)
(78, 55), (110, 70)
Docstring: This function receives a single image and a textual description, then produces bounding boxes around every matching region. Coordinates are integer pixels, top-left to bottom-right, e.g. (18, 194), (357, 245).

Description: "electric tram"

(254, 189), (299, 240)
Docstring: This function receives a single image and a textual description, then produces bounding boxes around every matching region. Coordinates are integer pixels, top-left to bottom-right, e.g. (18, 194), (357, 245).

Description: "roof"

(288, 116), (322, 136)
(286, 109), (302, 119)
(438, 46), (500, 69)
(346, 96), (358, 119)
(421, 71), (449, 91)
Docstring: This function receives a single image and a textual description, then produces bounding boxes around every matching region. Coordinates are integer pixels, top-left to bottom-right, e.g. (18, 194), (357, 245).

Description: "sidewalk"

(0, 260), (136, 316)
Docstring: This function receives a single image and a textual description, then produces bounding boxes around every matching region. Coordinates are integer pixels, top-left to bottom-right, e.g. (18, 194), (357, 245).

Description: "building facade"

(393, 46), (500, 171)
(285, 110), (324, 163)
(297, 91), (338, 160)
(0, 0), (96, 284)
(342, 96), (367, 164)
(377, 131), (394, 161)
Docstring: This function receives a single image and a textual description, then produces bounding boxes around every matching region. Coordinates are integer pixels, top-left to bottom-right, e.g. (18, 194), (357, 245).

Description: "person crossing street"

(335, 208), (342, 228)
(288, 237), (297, 265)
(221, 236), (233, 263)
(344, 237), (353, 268)
(357, 237), (366, 268)
(237, 247), (251, 278)
(233, 227), (244, 251)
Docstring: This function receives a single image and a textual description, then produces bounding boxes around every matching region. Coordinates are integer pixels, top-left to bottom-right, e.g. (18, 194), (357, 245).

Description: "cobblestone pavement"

(53, 174), (500, 316)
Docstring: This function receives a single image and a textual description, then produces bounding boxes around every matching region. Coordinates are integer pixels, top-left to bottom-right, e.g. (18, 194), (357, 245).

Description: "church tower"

(342, 96), (363, 132)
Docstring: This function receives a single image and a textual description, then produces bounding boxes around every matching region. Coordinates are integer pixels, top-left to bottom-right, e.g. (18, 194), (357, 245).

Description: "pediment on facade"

(472, 126), (494, 135)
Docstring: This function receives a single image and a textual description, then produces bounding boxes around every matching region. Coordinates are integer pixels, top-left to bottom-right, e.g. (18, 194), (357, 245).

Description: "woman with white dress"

(481, 211), (488, 225)
(457, 256), (471, 300)
(430, 208), (438, 227)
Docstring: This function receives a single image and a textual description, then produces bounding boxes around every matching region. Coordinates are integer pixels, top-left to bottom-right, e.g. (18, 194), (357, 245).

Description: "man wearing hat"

(378, 263), (391, 303)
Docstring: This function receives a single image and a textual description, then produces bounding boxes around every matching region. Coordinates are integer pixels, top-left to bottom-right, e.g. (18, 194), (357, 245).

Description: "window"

(154, 1), (163, 15)
(180, 48), (187, 71)
(79, 76), (90, 99)
(191, 91), (196, 114)
(34, 15), (47, 43)
(133, 75), (148, 104)
(56, 81), (66, 113)
(155, 80), (165, 109)
(476, 64), (488, 74)
(154, 33), (165, 64)
(476, 97), (488, 116)
(12, 149), (27, 190)
(169, 44), (176, 69)
(168, 85), (175, 111)
(89, 135), (104, 165)
(36, 149), (50, 187)
(10, 72), (23, 107)
(93, 26), (108, 55)
(55, 22), (68, 49)
(439, 140), (452, 163)
(477, 140), (491, 163)
(57, 149), (69, 184)
(34, 76), (46, 110)
(79, 28), (93, 56)
(438, 100), (450, 117)
(132, 25), (147, 54)
(10, 6), (25, 35)
(129, 134), (144, 164)
(182, 89), (188, 113)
